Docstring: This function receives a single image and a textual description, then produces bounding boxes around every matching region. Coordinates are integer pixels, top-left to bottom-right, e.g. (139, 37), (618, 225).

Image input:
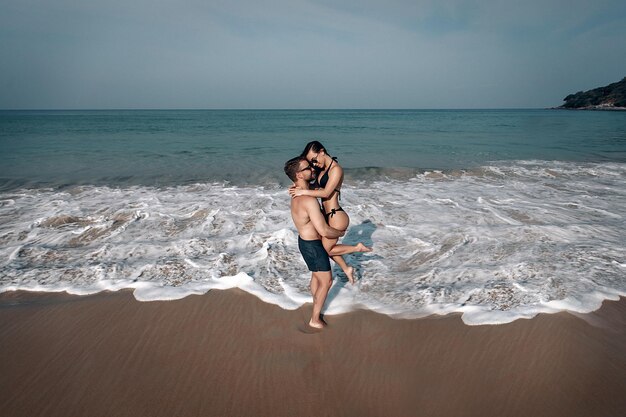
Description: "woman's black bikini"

(316, 157), (344, 221)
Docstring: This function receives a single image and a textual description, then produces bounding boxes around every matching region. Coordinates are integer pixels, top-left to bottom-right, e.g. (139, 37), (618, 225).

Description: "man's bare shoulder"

(292, 196), (319, 217)
(293, 195), (318, 207)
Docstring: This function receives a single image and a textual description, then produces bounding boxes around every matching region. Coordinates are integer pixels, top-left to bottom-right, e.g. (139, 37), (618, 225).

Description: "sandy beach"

(1, 289), (624, 417)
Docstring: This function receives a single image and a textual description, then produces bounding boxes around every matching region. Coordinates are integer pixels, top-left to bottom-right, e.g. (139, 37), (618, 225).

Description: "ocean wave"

(1, 160), (624, 325)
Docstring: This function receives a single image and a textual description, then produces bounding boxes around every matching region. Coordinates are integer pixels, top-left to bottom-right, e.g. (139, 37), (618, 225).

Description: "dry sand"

(1, 289), (625, 417)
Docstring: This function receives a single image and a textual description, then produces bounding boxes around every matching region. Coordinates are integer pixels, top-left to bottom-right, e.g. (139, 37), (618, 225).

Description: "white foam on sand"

(1, 160), (625, 325)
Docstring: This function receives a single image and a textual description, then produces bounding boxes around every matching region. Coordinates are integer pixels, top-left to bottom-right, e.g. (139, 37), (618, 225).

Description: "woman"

(289, 141), (371, 284)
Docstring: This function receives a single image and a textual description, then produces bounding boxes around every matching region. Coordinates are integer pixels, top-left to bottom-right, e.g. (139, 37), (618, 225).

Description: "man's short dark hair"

(284, 156), (306, 182)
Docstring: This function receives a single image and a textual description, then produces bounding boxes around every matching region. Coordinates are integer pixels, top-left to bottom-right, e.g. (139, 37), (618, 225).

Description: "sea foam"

(1, 161), (624, 325)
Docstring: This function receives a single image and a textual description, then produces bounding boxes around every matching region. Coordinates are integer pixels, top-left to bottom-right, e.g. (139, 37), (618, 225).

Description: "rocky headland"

(558, 77), (626, 110)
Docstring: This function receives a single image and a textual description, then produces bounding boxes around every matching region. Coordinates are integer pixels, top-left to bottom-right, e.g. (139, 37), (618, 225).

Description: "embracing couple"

(284, 141), (372, 329)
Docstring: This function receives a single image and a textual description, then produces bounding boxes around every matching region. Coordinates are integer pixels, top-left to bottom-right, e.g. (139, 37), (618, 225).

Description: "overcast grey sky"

(1, 0), (625, 109)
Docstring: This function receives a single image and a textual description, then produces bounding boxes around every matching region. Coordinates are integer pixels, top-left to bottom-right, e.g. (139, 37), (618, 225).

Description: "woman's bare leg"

(323, 211), (372, 284)
(322, 237), (355, 284)
(324, 211), (354, 282)
(326, 242), (372, 256)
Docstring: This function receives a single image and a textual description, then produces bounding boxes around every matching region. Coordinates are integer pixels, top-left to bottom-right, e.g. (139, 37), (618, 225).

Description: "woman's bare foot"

(309, 319), (325, 329)
(344, 266), (355, 284)
(355, 243), (372, 252)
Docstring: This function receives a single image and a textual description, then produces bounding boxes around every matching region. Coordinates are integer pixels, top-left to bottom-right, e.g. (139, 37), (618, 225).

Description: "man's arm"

(303, 198), (344, 239)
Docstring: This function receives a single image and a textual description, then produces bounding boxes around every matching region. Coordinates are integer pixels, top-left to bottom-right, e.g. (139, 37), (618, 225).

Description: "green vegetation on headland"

(558, 77), (626, 110)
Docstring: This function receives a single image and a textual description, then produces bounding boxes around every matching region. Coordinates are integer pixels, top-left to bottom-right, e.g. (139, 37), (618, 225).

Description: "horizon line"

(0, 107), (551, 111)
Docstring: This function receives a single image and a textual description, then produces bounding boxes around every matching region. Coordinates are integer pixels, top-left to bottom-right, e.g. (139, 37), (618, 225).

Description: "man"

(284, 156), (344, 329)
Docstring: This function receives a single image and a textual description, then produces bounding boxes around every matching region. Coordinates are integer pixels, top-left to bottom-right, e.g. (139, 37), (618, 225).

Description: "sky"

(1, 0), (625, 109)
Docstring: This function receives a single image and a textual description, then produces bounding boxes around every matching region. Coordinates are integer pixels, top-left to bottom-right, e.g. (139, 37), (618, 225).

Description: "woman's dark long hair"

(301, 140), (328, 158)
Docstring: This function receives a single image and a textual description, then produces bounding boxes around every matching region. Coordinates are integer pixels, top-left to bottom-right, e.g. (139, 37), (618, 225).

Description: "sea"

(1, 109), (625, 324)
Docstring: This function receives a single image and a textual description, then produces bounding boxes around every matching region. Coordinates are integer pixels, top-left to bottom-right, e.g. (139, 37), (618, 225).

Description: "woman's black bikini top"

(316, 157), (341, 200)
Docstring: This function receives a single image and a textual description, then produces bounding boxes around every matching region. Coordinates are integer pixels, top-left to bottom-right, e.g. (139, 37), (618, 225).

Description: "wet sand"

(1, 289), (624, 417)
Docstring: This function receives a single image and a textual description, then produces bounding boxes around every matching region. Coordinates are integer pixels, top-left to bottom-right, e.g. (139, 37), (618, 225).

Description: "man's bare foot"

(309, 319), (325, 329)
(344, 266), (355, 284)
(355, 243), (372, 253)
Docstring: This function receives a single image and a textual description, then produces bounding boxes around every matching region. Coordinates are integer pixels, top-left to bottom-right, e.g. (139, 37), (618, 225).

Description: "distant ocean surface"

(1, 109), (625, 324)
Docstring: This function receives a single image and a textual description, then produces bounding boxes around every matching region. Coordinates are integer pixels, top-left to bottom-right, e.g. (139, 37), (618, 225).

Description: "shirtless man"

(284, 156), (344, 329)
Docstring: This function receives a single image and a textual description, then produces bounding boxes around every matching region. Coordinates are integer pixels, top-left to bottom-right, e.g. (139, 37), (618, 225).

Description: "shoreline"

(1, 289), (625, 417)
(1, 285), (624, 326)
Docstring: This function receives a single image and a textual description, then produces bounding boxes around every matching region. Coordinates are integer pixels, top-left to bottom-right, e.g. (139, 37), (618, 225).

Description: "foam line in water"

(1, 160), (625, 325)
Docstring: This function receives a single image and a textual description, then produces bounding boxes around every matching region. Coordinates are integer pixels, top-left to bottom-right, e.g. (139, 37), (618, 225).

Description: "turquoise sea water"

(1, 109), (625, 189)
(1, 109), (625, 324)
